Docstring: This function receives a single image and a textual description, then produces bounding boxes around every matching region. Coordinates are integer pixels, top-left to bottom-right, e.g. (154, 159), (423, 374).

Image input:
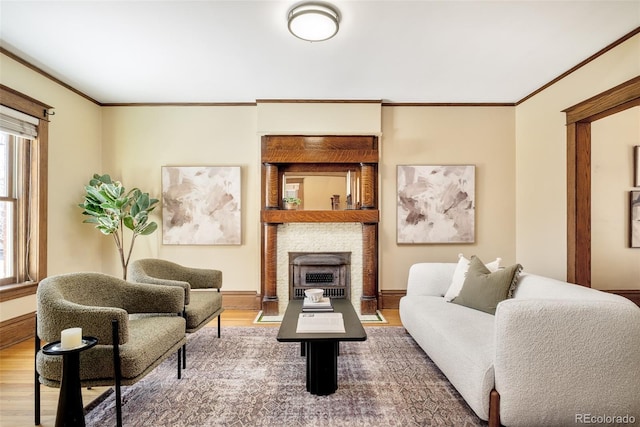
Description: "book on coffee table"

(296, 312), (345, 333)
(302, 297), (333, 312)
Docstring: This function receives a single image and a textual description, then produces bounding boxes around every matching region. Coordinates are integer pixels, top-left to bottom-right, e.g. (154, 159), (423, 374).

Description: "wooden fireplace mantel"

(260, 135), (380, 316)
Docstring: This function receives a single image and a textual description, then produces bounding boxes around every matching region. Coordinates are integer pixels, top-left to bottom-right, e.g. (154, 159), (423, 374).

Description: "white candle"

(61, 327), (82, 349)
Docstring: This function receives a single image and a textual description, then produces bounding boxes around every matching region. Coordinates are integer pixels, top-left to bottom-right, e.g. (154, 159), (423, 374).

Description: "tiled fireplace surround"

(276, 223), (363, 315)
(260, 135), (379, 316)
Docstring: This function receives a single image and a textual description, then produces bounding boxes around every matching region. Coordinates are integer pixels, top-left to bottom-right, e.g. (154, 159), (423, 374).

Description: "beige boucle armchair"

(128, 259), (224, 368)
(35, 272), (186, 427)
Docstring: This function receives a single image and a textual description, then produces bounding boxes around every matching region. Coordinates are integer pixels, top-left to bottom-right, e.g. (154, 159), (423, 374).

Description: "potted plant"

(283, 197), (301, 210)
(78, 173), (159, 280)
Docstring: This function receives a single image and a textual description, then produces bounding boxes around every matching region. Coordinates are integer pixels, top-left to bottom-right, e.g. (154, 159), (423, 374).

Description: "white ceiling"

(1, 0), (639, 104)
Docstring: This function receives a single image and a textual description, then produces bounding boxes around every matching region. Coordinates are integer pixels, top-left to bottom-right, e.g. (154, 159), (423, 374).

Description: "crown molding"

(2, 26), (639, 107)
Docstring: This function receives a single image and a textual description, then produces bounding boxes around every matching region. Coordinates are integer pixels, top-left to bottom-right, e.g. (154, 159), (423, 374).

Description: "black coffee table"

(277, 298), (367, 395)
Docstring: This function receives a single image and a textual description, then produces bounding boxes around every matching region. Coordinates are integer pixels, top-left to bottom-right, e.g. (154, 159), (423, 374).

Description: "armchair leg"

(34, 318), (40, 426)
(182, 309), (187, 369)
(112, 320), (123, 427)
(182, 343), (187, 369)
(177, 347), (182, 379)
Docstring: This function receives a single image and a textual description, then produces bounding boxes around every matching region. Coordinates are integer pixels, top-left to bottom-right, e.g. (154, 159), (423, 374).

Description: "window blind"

(0, 105), (38, 138)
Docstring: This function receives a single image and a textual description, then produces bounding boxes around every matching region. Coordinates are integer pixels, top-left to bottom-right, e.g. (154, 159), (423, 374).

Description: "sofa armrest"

(134, 276), (191, 305)
(37, 299), (129, 345)
(121, 282), (185, 315)
(406, 263), (456, 297)
(494, 298), (640, 425)
(186, 267), (222, 290)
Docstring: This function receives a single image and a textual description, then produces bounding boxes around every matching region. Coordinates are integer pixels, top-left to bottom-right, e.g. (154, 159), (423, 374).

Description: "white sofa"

(399, 262), (640, 427)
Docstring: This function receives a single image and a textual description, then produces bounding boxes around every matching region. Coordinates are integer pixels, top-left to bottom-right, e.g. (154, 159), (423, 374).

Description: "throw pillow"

(452, 256), (523, 315)
(444, 253), (502, 301)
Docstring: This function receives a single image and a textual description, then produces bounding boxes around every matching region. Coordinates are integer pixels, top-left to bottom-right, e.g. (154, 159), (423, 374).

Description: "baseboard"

(0, 312), (35, 349)
(378, 289), (406, 309)
(603, 289), (640, 307)
(221, 291), (261, 310)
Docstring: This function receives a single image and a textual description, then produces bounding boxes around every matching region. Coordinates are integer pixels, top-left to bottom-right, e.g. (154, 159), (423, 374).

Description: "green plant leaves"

(78, 173), (160, 279)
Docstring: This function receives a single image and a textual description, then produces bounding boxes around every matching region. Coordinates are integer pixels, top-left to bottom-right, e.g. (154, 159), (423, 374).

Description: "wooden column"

(361, 223), (378, 314)
(566, 121), (591, 286)
(264, 163), (280, 209)
(262, 223), (279, 315)
(360, 163), (376, 209)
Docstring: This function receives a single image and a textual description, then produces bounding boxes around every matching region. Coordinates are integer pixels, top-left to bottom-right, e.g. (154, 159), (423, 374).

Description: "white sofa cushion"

(399, 295), (495, 420)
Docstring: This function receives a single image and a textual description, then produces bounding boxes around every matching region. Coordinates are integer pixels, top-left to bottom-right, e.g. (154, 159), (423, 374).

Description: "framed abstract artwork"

(631, 191), (640, 248)
(397, 165), (475, 244)
(162, 166), (241, 245)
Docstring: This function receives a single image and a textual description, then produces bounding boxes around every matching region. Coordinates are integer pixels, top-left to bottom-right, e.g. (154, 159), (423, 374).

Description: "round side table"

(42, 337), (98, 427)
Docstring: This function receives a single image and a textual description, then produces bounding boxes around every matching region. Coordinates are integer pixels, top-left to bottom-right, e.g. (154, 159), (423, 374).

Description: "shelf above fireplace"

(261, 209), (379, 224)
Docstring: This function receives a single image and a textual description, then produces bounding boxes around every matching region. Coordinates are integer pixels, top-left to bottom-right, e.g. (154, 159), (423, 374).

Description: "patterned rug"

(85, 326), (486, 426)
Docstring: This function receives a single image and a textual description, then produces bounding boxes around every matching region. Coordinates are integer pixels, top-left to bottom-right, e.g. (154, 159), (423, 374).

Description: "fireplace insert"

(289, 252), (350, 299)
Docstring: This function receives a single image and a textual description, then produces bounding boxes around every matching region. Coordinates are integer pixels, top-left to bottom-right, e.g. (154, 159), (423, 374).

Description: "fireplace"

(290, 252), (350, 299)
(260, 135), (379, 316)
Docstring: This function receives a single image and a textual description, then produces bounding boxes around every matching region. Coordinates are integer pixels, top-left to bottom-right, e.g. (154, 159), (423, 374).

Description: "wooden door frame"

(564, 76), (640, 286)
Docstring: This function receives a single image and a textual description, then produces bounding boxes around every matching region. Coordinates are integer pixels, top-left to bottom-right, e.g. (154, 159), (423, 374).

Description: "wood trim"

(564, 77), (639, 286)
(102, 102), (257, 107)
(0, 85), (48, 298)
(361, 224), (378, 314)
(263, 150), (379, 164)
(574, 122), (591, 286)
(488, 389), (501, 427)
(3, 27), (638, 108)
(221, 291), (261, 310)
(1, 47), (99, 106)
(382, 102), (514, 107)
(603, 290), (640, 307)
(0, 312), (35, 349)
(378, 289), (406, 309)
(256, 99), (382, 104)
(563, 76), (640, 124)
(261, 209), (379, 224)
(262, 224), (279, 316)
(0, 84), (51, 117)
(518, 27), (640, 105)
(0, 282), (38, 302)
(261, 135), (379, 315)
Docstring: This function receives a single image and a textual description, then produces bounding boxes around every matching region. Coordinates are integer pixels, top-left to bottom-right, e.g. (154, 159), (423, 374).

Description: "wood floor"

(0, 309), (401, 427)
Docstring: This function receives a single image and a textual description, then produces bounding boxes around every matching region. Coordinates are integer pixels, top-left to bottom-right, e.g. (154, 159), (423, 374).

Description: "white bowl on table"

(304, 289), (324, 302)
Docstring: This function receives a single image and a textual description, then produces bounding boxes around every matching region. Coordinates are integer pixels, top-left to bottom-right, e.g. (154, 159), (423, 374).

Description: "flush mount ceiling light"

(288, 2), (340, 42)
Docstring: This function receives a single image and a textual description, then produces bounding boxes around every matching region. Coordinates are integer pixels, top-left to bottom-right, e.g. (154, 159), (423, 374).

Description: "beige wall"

(101, 106), (260, 291)
(515, 33), (640, 281)
(591, 107), (640, 290)
(0, 53), (103, 321)
(380, 106), (517, 289)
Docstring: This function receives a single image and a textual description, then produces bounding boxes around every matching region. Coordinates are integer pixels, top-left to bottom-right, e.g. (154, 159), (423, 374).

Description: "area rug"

(85, 326), (486, 426)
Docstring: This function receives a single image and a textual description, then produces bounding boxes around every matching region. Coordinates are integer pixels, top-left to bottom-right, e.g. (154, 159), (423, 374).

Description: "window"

(0, 133), (31, 285)
(0, 85), (49, 299)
